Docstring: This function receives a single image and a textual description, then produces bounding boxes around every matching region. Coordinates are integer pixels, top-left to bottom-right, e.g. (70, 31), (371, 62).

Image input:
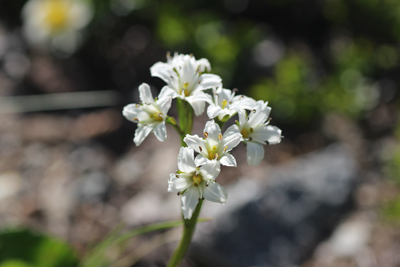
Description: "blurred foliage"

(0, 229), (78, 267)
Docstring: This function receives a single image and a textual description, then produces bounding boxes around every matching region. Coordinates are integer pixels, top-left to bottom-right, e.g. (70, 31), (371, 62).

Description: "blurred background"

(0, 0), (399, 266)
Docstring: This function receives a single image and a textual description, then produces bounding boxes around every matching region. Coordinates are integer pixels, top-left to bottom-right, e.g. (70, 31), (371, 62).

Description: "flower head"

(22, 0), (93, 54)
(168, 147), (227, 219)
(184, 120), (242, 167)
(233, 100), (282, 166)
(150, 53), (222, 116)
(123, 83), (172, 146)
(207, 87), (257, 121)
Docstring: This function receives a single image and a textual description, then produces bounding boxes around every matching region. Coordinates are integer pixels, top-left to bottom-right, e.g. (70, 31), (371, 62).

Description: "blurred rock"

(192, 143), (358, 267)
(75, 171), (110, 202)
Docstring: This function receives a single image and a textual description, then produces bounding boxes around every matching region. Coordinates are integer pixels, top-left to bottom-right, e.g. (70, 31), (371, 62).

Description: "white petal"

(219, 154), (237, 167)
(156, 96), (172, 115)
(221, 131), (241, 152)
(246, 142), (265, 166)
(237, 109), (247, 129)
(202, 181), (227, 204)
(199, 160), (220, 180)
(203, 120), (221, 144)
(139, 83), (155, 104)
(247, 102), (271, 127)
(153, 122), (167, 142)
(158, 86), (180, 99)
(223, 124), (240, 137)
(150, 62), (175, 85)
(133, 124), (153, 146)
(122, 104), (142, 121)
(194, 154), (209, 166)
(232, 95), (257, 110)
(186, 92), (212, 116)
(251, 125), (282, 145)
(181, 187), (200, 219)
(168, 173), (190, 193)
(198, 74), (222, 90)
(196, 58), (211, 72)
(207, 104), (222, 119)
(184, 135), (207, 154)
(178, 147), (197, 173)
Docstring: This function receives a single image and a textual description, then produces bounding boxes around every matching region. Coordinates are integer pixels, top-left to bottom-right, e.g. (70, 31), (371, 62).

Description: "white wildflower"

(22, 0), (93, 54)
(123, 83), (172, 146)
(150, 53), (222, 116)
(168, 147), (227, 219)
(184, 120), (242, 167)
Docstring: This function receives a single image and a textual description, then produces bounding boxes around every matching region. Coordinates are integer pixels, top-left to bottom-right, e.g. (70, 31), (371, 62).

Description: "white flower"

(207, 87), (257, 121)
(233, 100), (282, 166)
(168, 147), (227, 219)
(184, 120), (242, 167)
(150, 53), (222, 116)
(22, 0), (93, 54)
(123, 83), (172, 146)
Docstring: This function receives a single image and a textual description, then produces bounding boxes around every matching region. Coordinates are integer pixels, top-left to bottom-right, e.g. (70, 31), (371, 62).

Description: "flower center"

(208, 145), (219, 160)
(192, 174), (202, 187)
(43, 0), (70, 33)
(241, 127), (253, 139)
(221, 99), (228, 109)
(149, 112), (163, 122)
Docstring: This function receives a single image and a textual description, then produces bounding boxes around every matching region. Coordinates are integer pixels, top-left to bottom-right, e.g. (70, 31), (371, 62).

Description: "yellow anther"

(192, 174), (202, 187)
(222, 99), (228, 109)
(218, 133), (223, 140)
(203, 132), (209, 138)
(215, 153), (219, 159)
(224, 146), (228, 152)
(132, 117), (138, 121)
(250, 127), (254, 133)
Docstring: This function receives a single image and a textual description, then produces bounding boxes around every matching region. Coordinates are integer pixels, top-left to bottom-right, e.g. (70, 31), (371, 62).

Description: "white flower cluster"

(123, 53), (282, 219)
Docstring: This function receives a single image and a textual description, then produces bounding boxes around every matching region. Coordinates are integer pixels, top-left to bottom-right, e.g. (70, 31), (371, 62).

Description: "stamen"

(215, 153), (219, 159)
(249, 137), (253, 141)
(132, 117), (138, 121)
(199, 146), (203, 152)
(177, 192), (181, 196)
(250, 127), (254, 133)
(183, 82), (189, 89)
(198, 80), (201, 84)
(218, 133), (223, 140)
(135, 104), (140, 108)
(252, 109), (256, 113)
(233, 88), (238, 93)
(266, 140), (270, 145)
(203, 132), (209, 138)
(175, 174), (179, 178)
(224, 146), (228, 152)
(167, 51), (171, 59)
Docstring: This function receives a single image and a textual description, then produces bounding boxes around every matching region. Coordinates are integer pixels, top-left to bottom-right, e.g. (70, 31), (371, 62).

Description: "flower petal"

(202, 181), (227, 204)
(186, 91), (212, 116)
(150, 62), (175, 85)
(247, 101), (271, 127)
(178, 147), (197, 173)
(133, 124), (153, 146)
(219, 154), (237, 167)
(158, 86), (180, 100)
(168, 173), (190, 193)
(196, 58), (211, 72)
(199, 160), (220, 180)
(203, 120), (221, 145)
(246, 141), (265, 166)
(198, 74), (222, 90)
(221, 130), (241, 152)
(207, 104), (222, 119)
(181, 186), (200, 219)
(122, 104), (142, 122)
(153, 122), (167, 142)
(138, 83), (155, 105)
(194, 154), (208, 166)
(156, 96), (172, 115)
(251, 125), (282, 145)
(184, 134), (207, 154)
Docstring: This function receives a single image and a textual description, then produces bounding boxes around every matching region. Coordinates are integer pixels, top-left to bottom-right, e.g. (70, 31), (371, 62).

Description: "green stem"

(166, 200), (203, 267)
(176, 98), (193, 146)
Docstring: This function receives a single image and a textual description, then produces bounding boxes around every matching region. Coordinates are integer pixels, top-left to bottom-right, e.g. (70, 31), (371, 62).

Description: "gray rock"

(192, 144), (358, 267)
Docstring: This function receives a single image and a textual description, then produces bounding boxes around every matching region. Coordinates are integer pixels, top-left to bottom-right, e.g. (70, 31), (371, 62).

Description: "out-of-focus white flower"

(22, 0), (93, 54)
(232, 100), (282, 166)
(123, 83), (172, 146)
(184, 120), (241, 167)
(168, 147), (227, 219)
(207, 87), (257, 121)
(150, 53), (222, 116)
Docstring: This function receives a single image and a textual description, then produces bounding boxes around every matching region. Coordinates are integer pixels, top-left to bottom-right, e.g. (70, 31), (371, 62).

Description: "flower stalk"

(166, 199), (203, 267)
